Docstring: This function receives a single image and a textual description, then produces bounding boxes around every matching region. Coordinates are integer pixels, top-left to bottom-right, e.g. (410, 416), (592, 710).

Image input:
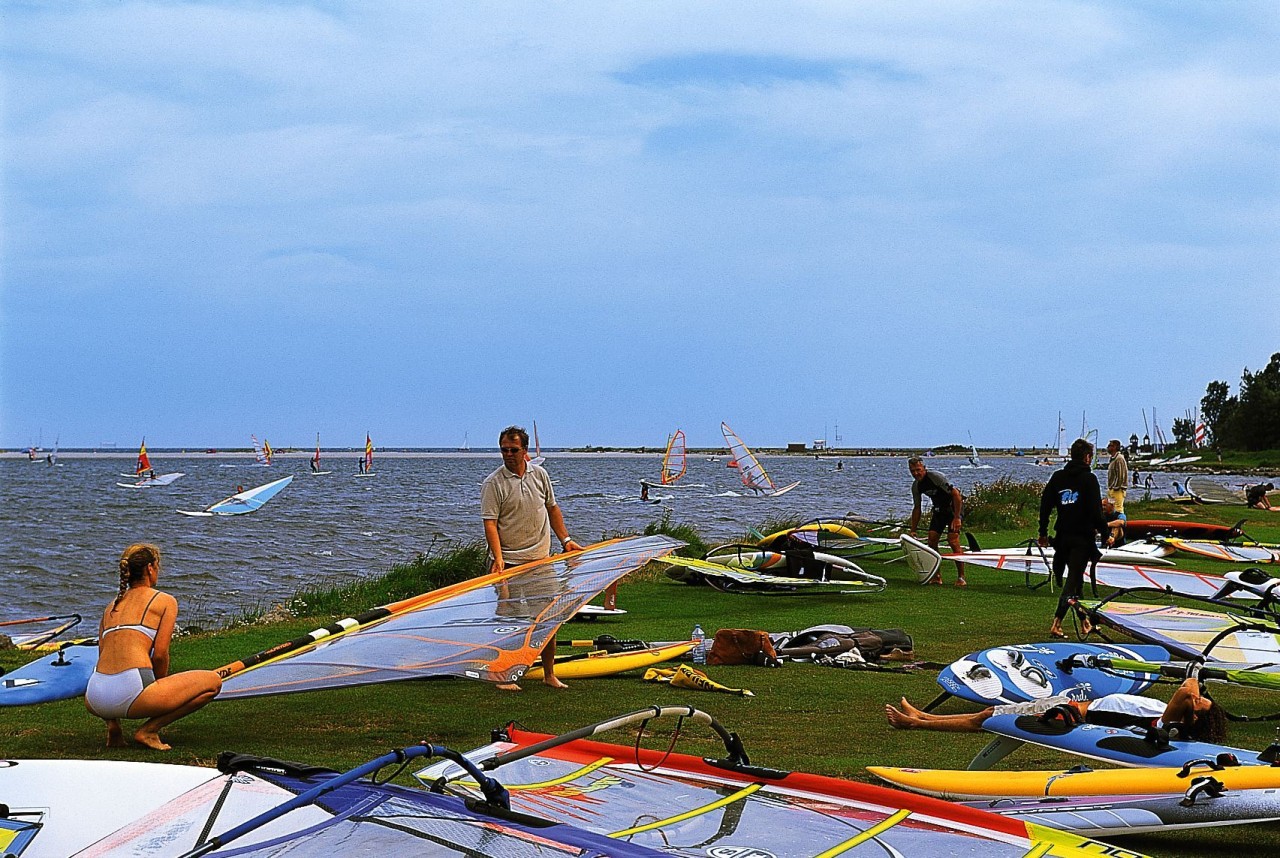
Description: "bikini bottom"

(85, 667), (155, 719)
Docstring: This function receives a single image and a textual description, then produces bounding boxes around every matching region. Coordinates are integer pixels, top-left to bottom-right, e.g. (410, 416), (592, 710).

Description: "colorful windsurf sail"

(312, 433), (321, 470)
(720, 422), (799, 497)
(134, 438), (151, 476)
(661, 429), (687, 485)
(1161, 537), (1280, 564)
(68, 748), (649, 858)
(364, 433), (374, 472)
(413, 706), (1133, 858)
(215, 535), (682, 699)
(1084, 600), (1280, 664)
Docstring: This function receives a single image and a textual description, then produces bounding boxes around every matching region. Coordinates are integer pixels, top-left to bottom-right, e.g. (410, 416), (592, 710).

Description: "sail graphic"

(135, 439), (151, 476)
(720, 423), (799, 497)
(215, 535), (682, 699)
(661, 430), (687, 485)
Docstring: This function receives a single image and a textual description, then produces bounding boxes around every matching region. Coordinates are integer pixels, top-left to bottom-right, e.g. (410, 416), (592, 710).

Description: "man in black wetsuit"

(1039, 438), (1107, 638)
(1247, 482), (1275, 511)
(907, 457), (966, 586)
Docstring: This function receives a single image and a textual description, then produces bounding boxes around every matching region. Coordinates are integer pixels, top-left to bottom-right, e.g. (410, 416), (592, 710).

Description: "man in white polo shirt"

(482, 425), (581, 690)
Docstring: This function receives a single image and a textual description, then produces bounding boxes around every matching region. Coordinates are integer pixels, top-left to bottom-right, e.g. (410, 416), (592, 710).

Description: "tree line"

(1199, 352), (1280, 451)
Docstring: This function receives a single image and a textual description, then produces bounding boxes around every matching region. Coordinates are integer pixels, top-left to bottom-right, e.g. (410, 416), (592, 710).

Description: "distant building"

(812, 439), (827, 450)
(787, 442), (808, 453)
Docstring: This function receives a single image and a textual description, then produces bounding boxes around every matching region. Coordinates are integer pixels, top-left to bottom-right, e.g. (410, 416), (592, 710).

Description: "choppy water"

(0, 453), (1234, 626)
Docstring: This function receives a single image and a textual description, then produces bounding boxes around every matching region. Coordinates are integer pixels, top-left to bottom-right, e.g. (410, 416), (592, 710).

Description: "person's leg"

(126, 670), (222, 750)
(946, 525), (966, 585)
(925, 529), (945, 584)
(539, 639), (567, 689)
(886, 698), (993, 731)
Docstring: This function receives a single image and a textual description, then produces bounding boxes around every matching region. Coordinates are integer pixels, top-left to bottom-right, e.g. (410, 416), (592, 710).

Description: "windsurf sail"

(364, 432), (374, 472)
(526, 420), (545, 466)
(1161, 537), (1280, 564)
(312, 432), (321, 470)
(76, 748), (648, 858)
(1073, 653), (1280, 694)
(720, 422), (798, 496)
(1186, 476), (1249, 505)
(134, 438), (151, 476)
(215, 535), (682, 699)
(661, 429), (687, 485)
(182, 476), (294, 517)
(1084, 600), (1280, 664)
(411, 706), (1130, 858)
(251, 434), (271, 465)
(0, 613), (81, 649)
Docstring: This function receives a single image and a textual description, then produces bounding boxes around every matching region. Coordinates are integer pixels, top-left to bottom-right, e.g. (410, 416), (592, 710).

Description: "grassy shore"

(4, 498), (1280, 856)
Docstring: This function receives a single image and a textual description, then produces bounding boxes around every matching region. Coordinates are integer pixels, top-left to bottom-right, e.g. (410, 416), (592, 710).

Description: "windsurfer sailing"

(482, 425), (582, 691)
(906, 457), (966, 586)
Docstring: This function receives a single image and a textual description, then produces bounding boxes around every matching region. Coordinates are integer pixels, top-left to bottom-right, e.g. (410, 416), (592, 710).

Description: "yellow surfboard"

(868, 762), (1280, 800)
(525, 641), (694, 680)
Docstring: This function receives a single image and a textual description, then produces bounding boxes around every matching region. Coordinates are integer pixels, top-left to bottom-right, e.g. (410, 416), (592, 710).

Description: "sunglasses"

(500, 447), (524, 454)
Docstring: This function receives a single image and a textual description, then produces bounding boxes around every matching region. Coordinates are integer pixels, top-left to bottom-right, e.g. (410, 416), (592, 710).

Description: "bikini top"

(101, 591), (163, 648)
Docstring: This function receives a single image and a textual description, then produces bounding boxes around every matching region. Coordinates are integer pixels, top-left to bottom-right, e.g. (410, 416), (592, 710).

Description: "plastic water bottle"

(691, 624), (706, 665)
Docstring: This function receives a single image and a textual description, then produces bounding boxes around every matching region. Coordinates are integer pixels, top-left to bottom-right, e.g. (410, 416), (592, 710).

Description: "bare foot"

(543, 676), (568, 690)
(885, 704), (917, 729)
(133, 730), (172, 751)
(106, 720), (125, 748)
(898, 697), (926, 717)
(496, 682), (522, 692)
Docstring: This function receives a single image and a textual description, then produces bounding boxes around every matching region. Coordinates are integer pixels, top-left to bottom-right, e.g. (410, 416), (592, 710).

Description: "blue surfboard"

(937, 641), (1170, 707)
(0, 642), (97, 706)
(979, 712), (1269, 768)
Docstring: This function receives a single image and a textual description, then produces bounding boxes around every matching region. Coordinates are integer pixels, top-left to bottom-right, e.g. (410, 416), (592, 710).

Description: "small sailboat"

(459, 432), (469, 452)
(121, 438), (153, 477)
(252, 435), (273, 466)
(720, 422), (800, 497)
(960, 431), (992, 469)
(310, 433), (332, 475)
(355, 433), (375, 477)
(178, 476), (294, 517)
(528, 420), (546, 467)
(640, 429), (705, 493)
(47, 436), (61, 466)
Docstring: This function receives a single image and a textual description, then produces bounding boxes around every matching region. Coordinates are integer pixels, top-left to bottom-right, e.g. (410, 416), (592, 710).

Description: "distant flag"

(1195, 420), (1207, 447)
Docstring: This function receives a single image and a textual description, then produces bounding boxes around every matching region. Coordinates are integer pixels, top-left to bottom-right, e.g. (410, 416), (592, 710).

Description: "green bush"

(963, 476), (1044, 530)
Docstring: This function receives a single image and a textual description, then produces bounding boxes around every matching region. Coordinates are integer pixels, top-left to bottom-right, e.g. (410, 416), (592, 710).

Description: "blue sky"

(3, 1), (1277, 451)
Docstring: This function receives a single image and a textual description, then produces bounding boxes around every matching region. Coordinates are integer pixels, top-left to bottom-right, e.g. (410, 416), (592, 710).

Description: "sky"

(2, 1), (1277, 451)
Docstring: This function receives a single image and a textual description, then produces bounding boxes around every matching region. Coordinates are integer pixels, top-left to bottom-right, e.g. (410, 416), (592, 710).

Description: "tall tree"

(1235, 353), (1280, 451)
(1200, 380), (1236, 447)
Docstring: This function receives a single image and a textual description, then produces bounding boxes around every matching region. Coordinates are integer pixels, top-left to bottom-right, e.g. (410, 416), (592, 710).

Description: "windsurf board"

(0, 642), (97, 706)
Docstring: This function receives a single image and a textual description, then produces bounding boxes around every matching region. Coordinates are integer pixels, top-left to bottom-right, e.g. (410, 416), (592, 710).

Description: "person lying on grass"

(886, 676), (1226, 742)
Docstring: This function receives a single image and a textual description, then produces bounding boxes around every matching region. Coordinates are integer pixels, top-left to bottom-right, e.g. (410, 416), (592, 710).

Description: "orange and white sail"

(721, 422), (775, 493)
(135, 438), (152, 475)
(313, 433), (322, 469)
(364, 433), (374, 472)
(661, 430), (687, 485)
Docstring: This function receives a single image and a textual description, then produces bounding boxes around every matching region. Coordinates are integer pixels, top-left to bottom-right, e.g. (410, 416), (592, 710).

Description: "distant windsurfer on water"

(482, 425), (582, 691)
(906, 457), (966, 586)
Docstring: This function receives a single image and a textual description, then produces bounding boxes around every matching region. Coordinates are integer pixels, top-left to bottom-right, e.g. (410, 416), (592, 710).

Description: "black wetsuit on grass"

(1040, 460), (1107, 621)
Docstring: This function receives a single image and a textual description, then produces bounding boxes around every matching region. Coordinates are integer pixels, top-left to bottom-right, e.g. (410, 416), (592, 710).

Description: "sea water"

(0, 453), (1216, 625)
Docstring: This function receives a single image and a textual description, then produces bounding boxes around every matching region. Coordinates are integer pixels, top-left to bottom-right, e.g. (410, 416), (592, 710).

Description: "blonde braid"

(114, 543), (161, 607)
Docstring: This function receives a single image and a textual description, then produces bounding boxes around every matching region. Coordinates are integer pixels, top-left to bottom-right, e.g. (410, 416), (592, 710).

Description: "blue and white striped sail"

(188, 476), (293, 517)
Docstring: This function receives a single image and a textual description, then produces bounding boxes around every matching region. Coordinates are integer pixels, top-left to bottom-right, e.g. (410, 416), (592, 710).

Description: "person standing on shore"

(1105, 439), (1128, 512)
(481, 425), (582, 690)
(84, 544), (222, 750)
(906, 457), (966, 586)
(1039, 439), (1107, 638)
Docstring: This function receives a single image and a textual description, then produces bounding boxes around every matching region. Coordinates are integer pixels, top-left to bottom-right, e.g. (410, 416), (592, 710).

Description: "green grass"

(5, 501), (1280, 856)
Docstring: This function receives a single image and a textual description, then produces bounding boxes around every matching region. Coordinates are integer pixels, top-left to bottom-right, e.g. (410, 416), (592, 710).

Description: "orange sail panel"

(135, 439), (151, 475)
(214, 535), (682, 699)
